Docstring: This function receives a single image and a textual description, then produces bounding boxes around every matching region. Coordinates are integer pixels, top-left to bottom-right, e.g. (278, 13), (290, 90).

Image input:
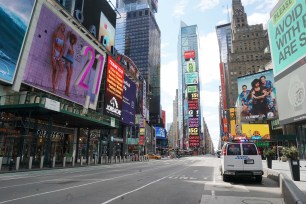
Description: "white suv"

(220, 142), (263, 182)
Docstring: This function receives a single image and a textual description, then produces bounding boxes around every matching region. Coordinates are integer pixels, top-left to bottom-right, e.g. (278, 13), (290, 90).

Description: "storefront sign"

(45, 98), (60, 112)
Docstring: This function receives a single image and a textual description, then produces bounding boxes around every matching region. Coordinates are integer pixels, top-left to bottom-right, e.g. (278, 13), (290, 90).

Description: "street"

(0, 156), (284, 204)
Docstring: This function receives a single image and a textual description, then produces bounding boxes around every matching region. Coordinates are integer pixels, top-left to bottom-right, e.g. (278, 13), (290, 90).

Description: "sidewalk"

(262, 159), (306, 199)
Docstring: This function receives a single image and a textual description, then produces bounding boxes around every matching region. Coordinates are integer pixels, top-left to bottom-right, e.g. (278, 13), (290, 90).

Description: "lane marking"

(0, 163), (183, 203)
(100, 166), (191, 204)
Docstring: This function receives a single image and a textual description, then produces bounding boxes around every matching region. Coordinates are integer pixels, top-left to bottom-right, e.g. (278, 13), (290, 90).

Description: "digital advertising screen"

(188, 92), (199, 100)
(22, 4), (106, 109)
(0, 0), (35, 84)
(104, 57), (124, 119)
(98, 11), (115, 52)
(187, 85), (197, 93)
(155, 127), (166, 139)
(185, 72), (199, 85)
(188, 100), (198, 110)
(237, 70), (278, 121)
(121, 74), (136, 125)
(241, 124), (270, 140)
(184, 50), (195, 60)
(189, 135), (199, 147)
(188, 117), (199, 128)
(186, 61), (196, 72)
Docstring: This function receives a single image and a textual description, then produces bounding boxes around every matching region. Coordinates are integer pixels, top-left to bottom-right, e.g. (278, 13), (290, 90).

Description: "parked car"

(220, 141), (263, 182)
(145, 154), (161, 160)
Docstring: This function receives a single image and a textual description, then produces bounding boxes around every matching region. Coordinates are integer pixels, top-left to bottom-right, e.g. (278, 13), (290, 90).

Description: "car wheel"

(255, 175), (262, 183)
(223, 174), (229, 182)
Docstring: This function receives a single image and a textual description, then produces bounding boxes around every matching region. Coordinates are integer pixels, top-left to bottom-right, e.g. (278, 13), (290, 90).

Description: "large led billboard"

(155, 127), (166, 139)
(268, 0), (306, 77)
(121, 74), (136, 125)
(241, 124), (270, 140)
(0, 0), (35, 84)
(23, 4), (106, 109)
(104, 57), (124, 119)
(186, 61), (196, 72)
(237, 70), (278, 121)
(185, 72), (199, 85)
(58, 0), (116, 52)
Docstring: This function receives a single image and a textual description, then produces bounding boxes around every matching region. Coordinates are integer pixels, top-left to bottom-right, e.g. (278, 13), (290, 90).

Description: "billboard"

(186, 61), (196, 72)
(268, 0), (306, 77)
(241, 124), (270, 140)
(184, 50), (195, 60)
(121, 74), (136, 125)
(104, 57), (124, 119)
(230, 108), (236, 136)
(155, 127), (166, 139)
(185, 72), (198, 84)
(189, 117), (199, 128)
(162, 110), (166, 127)
(188, 100), (198, 110)
(59, 0), (116, 52)
(189, 135), (199, 147)
(23, 4), (106, 109)
(237, 70), (278, 121)
(188, 109), (199, 118)
(187, 85), (197, 93)
(275, 62), (306, 124)
(189, 127), (199, 136)
(220, 63), (227, 109)
(188, 92), (199, 100)
(0, 0), (35, 84)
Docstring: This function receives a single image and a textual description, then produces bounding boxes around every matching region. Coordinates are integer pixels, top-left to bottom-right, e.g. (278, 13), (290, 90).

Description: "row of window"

(127, 9), (150, 18)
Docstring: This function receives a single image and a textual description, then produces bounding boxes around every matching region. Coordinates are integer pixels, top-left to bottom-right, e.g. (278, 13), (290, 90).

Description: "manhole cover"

(242, 199), (272, 204)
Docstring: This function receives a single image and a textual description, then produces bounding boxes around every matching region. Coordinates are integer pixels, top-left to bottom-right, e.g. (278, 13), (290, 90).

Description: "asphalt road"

(0, 156), (284, 204)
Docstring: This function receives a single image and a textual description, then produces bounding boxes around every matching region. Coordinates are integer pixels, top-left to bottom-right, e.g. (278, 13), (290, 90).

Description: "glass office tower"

(115, 0), (161, 125)
(177, 22), (202, 150)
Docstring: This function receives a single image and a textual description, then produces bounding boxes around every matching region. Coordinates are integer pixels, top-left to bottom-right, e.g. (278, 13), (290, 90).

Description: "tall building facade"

(216, 23), (232, 142)
(228, 0), (271, 107)
(177, 22), (202, 150)
(115, 0), (161, 125)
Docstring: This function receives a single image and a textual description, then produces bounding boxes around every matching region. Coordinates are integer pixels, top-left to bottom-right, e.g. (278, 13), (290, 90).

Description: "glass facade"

(177, 22), (201, 149)
(115, 0), (161, 123)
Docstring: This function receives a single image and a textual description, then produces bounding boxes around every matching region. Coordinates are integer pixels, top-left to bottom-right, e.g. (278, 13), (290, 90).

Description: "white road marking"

(100, 166), (191, 204)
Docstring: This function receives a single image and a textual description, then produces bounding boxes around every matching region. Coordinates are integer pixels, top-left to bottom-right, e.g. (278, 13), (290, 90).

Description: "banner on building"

(185, 72), (199, 84)
(230, 107), (236, 136)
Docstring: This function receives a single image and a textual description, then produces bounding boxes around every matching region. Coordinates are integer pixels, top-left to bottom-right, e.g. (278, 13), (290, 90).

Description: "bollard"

(72, 156), (75, 167)
(63, 157), (66, 168)
(80, 157), (83, 166)
(40, 156), (44, 169)
(52, 156), (56, 168)
(0, 157), (2, 171)
(29, 156), (33, 169)
(16, 157), (20, 171)
(88, 156), (91, 165)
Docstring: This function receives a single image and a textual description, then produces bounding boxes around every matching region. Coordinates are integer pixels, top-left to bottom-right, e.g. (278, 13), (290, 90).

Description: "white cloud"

(217, 20), (228, 26)
(160, 60), (178, 123)
(197, 0), (220, 11)
(241, 0), (257, 6)
(247, 12), (270, 28)
(199, 32), (220, 85)
(200, 90), (219, 108)
(173, 0), (188, 18)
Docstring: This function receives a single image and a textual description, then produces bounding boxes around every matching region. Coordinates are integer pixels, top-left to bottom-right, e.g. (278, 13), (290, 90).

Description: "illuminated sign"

(104, 57), (124, 118)
(186, 61), (196, 72)
(22, 4), (106, 109)
(189, 135), (199, 147)
(241, 124), (270, 140)
(187, 85), (197, 93)
(189, 117), (199, 128)
(185, 72), (198, 84)
(189, 127), (199, 135)
(188, 109), (199, 118)
(188, 92), (199, 100)
(122, 75), (136, 125)
(188, 100), (198, 110)
(184, 50), (195, 60)
(0, 0), (35, 84)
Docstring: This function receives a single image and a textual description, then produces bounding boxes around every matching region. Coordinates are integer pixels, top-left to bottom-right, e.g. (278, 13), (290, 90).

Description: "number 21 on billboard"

(75, 46), (106, 95)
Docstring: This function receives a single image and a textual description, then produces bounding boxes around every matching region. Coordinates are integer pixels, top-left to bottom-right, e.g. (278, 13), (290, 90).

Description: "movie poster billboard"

(58, 0), (116, 52)
(185, 72), (198, 85)
(0, 0), (35, 84)
(104, 57), (124, 119)
(23, 4), (106, 109)
(237, 70), (278, 121)
(230, 107), (236, 136)
(121, 74), (136, 125)
(241, 124), (270, 140)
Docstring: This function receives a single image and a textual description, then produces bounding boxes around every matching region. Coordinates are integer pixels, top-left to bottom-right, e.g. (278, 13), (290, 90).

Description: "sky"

(110, 0), (279, 149)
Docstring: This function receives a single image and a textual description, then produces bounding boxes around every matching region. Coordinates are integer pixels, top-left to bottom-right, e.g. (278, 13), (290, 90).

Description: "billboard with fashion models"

(22, 4), (106, 109)
(237, 70), (278, 121)
(0, 0), (35, 84)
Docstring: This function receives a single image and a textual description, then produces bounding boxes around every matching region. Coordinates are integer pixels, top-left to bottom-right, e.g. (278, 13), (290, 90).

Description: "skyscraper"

(228, 0), (271, 107)
(177, 22), (202, 150)
(115, 0), (161, 125)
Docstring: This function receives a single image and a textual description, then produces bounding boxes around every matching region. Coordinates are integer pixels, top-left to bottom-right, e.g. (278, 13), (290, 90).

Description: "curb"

(264, 168), (306, 204)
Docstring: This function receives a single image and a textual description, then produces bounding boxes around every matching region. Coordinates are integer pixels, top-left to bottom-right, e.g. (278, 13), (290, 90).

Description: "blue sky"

(111, 0), (279, 148)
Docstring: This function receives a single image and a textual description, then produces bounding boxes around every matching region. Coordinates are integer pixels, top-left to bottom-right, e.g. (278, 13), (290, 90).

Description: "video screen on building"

(155, 127), (166, 139)
(185, 72), (199, 85)
(104, 57), (124, 119)
(0, 0), (35, 84)
(22, 4), (106, 109)
(237, 70), (278, 122)
(121, 74), (136, 125)
(241, 124), (270, 140)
